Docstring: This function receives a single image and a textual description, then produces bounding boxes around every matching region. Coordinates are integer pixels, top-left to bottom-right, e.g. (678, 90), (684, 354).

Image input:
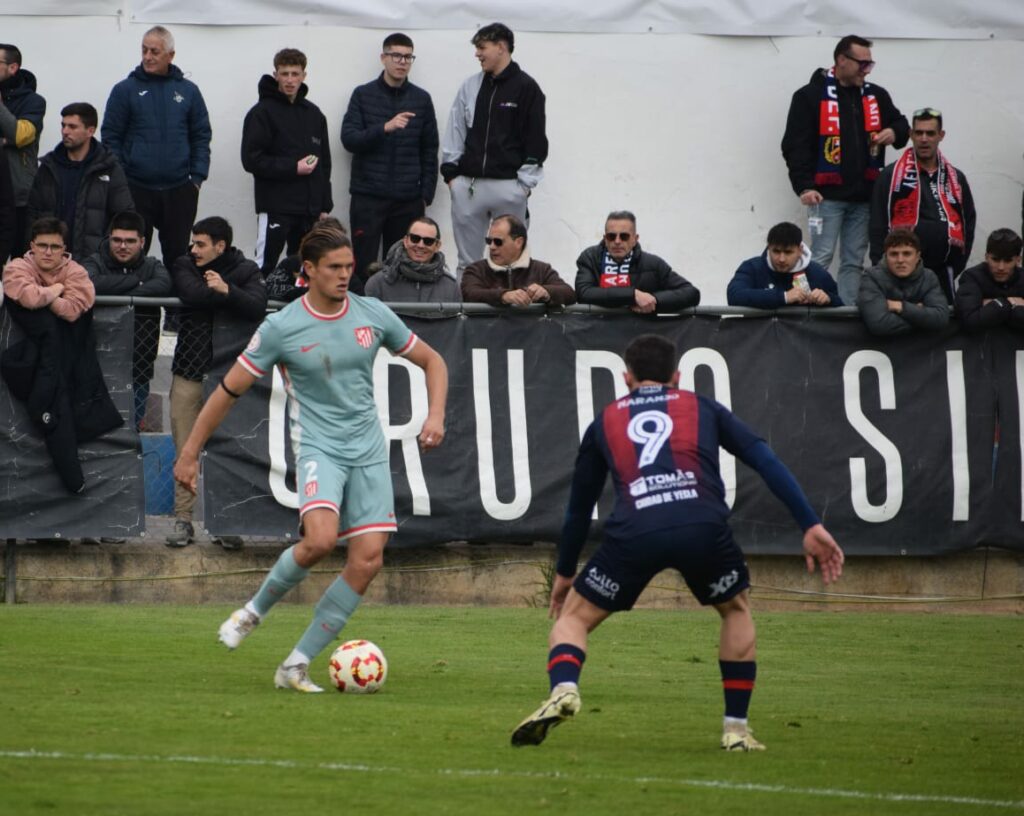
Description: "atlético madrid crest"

(354, 327), (374, 349)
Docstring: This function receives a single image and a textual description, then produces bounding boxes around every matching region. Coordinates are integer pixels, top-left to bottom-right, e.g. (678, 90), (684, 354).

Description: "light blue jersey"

(239, 293), (416, 466)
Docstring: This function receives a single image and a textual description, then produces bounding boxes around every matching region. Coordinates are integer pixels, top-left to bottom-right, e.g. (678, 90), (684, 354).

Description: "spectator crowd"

(1, 26), (1022, 543)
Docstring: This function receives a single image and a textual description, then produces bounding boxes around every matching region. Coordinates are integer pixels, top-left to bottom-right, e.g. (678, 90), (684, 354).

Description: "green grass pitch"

(1, 605), (1022, 815)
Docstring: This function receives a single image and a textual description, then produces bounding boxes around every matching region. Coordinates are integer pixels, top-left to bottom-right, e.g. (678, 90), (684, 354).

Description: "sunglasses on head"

(484, 236), (505, 247)
(406, 233), (437, 247)
(913, 107), (942, 119)
(605, 232), (633, 242)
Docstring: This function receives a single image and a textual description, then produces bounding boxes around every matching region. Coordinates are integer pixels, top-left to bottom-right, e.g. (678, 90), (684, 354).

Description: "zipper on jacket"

(480, 81), (498, 177)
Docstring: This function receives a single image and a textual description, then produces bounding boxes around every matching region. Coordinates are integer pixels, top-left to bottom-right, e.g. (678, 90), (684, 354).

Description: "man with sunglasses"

(82, 210), (172, 430)
(869, 108), (975, 305)
(461, 214), (573, 307)
(575, 211), (700, 313)
(342, 33), (439, 290)
(782, 35), (908, 307)
(364, 216), (458, 306)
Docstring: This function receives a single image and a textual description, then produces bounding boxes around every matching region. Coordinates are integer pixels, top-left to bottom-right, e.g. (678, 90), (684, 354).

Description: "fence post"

(3, 539), (15, 604)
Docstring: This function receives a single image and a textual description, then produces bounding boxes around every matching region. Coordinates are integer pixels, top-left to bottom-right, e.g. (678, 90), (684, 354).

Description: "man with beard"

(28, 103), (134, 260)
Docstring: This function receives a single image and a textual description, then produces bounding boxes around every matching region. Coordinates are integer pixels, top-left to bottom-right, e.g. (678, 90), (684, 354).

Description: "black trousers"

(254, 212), (315, 278)
(131, 182), (200, 271)
(349, 194), (423, 286)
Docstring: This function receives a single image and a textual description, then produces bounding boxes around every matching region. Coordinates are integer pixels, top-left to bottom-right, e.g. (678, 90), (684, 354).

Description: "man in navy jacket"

(727, 222), (841, 308)
(101, 26), (211, 274)
(342, 33), (438, 290)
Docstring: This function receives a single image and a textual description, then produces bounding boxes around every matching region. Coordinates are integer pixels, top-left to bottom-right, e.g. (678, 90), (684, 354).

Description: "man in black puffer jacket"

(342, 32), (438, 288)
(242, 48), (333, 279)
(168, 216), (266, 548)
(575, 211), (700, 313)
(28, 102), (134, 261)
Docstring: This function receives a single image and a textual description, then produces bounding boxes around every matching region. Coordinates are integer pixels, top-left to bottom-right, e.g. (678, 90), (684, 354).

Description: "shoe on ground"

(165, 520), (194, 548)
(218, 607), (260, 650)
(215, 536), (244, 551)
(274, 662), (323, 693)
(721, 724), (766, 752)
(511, 683), (581, 747)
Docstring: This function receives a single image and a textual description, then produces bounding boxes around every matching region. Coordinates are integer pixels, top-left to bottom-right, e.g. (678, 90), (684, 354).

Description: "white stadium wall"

(0, 7), (1022, 302)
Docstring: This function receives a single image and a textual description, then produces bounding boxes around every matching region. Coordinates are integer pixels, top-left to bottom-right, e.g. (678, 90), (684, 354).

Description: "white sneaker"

(721, 724), (766, 751)
(218, 608), (260, 650)
(511, 683), (581, 746)
(274, 662), (324, 693)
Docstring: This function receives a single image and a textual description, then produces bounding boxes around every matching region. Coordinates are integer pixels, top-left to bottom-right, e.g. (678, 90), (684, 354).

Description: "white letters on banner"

(1017, 351), (1024, 522)
(267, 366), (298, 509)
(946, 351), (970, 522)
(473, 348), (532, 521)
(375, 352), (431, 516)
(844, 351), (903, 523)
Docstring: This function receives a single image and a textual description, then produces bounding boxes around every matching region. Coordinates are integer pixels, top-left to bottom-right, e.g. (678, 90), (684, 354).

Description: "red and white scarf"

(887, 148), (965, 251)
(814, 68), (882, 186)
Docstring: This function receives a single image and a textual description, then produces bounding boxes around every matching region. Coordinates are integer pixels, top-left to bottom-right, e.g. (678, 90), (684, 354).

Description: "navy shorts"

(572, 523), (750, 612)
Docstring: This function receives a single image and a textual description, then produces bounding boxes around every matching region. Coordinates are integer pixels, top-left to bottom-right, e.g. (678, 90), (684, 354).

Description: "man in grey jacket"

(364, 216), (459, 308)
(858, 228), (948, 336)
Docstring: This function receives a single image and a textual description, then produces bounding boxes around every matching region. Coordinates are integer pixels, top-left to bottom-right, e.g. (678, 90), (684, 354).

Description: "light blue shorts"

(298, 455), (396, 541)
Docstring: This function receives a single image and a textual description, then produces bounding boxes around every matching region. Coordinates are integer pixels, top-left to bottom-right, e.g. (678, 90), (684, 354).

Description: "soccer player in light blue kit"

(510, 334), (843, 750)
(173, 225), (448, 692)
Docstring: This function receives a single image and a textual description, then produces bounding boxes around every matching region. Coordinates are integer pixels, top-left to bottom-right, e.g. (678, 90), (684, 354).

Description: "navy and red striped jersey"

(557, 384), (819, 576)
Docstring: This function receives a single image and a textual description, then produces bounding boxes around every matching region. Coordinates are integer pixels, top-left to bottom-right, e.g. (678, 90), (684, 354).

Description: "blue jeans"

(809, 199), (869, 306)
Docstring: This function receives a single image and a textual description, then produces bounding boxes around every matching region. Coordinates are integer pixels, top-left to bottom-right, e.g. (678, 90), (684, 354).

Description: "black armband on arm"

(219, 377), (242, 399)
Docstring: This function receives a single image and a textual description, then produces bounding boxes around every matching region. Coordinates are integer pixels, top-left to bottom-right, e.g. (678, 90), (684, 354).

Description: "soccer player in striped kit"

(511, 334), (844, 750)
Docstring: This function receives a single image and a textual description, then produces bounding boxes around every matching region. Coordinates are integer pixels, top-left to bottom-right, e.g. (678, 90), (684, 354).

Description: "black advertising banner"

(0, 305), (144, 539)
(204, 311), (1023, 555)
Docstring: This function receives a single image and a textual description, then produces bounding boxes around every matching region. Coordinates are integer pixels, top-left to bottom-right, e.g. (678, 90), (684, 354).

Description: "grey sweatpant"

(449, 176), (529, 276)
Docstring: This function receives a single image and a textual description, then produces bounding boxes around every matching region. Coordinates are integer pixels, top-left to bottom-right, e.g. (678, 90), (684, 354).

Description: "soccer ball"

(328, 639), (388, 693)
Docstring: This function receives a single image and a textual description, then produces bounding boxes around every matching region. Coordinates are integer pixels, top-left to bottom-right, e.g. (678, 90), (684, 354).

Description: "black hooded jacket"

(241, 75), (333, 216)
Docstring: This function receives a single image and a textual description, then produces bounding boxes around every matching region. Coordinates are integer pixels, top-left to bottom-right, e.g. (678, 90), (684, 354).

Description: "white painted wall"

(3, 16), (1022, 302)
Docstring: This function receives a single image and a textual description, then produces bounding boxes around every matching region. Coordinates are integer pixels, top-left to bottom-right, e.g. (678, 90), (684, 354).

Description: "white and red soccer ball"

(328, 639), (388, 693)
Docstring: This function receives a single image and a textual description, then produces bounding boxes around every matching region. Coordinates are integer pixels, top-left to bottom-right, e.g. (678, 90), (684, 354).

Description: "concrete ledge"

(1, 540), (1021, 613)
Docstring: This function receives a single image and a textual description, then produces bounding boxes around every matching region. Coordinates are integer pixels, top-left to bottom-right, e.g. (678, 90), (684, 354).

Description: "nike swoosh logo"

(138, 91), (148, 96)
(269, 223), (281, 229)
(300, 343), (320, 353)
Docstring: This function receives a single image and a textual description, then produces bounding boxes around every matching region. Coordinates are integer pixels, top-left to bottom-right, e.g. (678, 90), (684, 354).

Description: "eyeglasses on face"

(32, 241), (65, 254)
(484, 236), (505, 247)
(605, 232), (634, 243)
(384, 52), (415, 63)
(406, 233), (437, 247)
(110, 237), (141, 246)
(841, 53), (875, 71)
